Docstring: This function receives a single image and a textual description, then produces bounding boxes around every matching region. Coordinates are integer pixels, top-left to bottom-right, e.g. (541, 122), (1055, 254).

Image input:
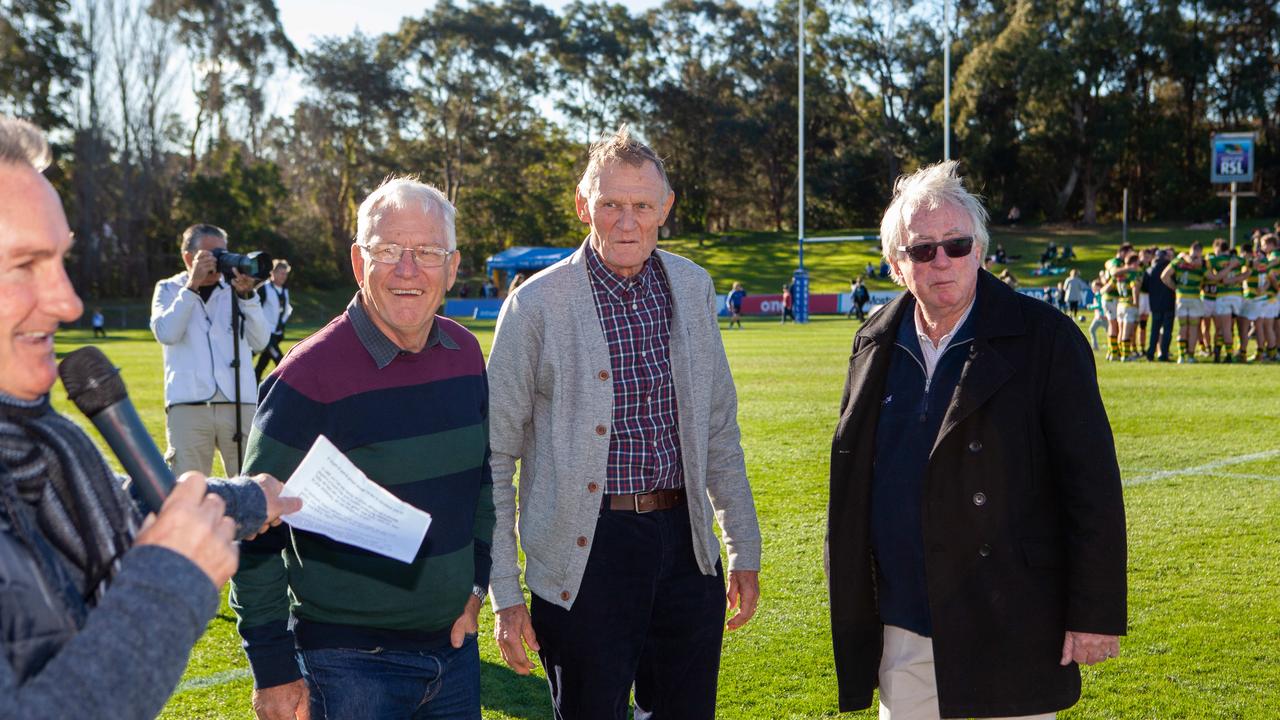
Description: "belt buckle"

(633, 491), (655, 514)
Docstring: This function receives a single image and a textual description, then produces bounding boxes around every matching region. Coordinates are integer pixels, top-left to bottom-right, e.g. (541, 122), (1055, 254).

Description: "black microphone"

(59, 346), (174, 514)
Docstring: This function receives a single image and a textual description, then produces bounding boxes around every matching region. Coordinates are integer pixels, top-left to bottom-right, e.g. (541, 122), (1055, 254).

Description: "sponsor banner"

(1210, 132), (1255, 184)
(443, 299), (503, 319)
(718, 293), (881, 316)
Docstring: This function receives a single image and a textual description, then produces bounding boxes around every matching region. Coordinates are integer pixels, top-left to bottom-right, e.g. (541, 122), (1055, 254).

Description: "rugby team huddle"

(1095, 228), (1280, 363)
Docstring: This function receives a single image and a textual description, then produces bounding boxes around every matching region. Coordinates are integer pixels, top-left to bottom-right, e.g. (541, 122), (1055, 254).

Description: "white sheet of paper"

(280, 435), (432, 564)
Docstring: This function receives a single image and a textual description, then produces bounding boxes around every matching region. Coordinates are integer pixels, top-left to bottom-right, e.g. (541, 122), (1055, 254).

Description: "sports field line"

(1124, 449), (1280, 487)
(176, 667), (250, 693)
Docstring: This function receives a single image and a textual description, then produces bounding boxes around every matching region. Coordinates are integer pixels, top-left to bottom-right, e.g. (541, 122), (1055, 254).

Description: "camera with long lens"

(212, 248), (273, 281)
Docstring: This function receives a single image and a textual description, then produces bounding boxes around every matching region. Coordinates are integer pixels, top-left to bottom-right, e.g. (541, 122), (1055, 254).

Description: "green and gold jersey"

(1113, 267), (1140, 306)
(1101, 256), (1125, 301)
(1172, 256), (1206, 298)
(1267, 251), (1280, 300)
(1243, 254), (1266, 298)
(1208, 254), (1242, 296)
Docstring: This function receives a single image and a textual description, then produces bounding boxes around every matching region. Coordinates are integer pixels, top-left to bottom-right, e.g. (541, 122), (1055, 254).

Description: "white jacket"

(260, 283), (292, 335)
(150, 272), (270, 407)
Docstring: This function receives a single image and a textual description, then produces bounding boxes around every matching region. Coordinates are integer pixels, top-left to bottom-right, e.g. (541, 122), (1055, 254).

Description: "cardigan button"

(560, 591), (571, 601)
(598, 370), (610, 380)
(587, 482), (599, 493)
(973, 492), (987, 506)
(978, 543), (992, 558)
(576, 536), (588, 548)
(595, 424), (607, 436)
(968, 440), (983, 453)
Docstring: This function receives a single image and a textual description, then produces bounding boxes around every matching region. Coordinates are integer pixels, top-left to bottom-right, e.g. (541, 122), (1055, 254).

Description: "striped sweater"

(229, 301), (494, 689)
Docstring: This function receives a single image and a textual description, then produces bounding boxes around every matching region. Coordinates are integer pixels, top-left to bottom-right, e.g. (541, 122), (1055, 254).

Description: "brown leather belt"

(606, 488), (686, 513)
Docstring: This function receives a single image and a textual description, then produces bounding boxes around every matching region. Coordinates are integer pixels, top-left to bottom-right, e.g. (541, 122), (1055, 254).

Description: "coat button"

(560, 591), (571, 601)
(595, 424), (607, 436)
(968, 440), (983, 453)
(978, 543), (992, 558)
(973, 492), (987, 506)
(587, 482), (599, 493)
(576, 536), (588, 547)
(598, 370), (610, 380)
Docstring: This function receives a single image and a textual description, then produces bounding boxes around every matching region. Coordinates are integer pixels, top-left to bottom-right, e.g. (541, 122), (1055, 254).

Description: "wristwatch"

(471, 584), (487, 601)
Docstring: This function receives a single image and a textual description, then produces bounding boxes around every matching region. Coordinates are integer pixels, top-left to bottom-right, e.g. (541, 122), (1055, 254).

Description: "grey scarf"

(0, 392), (138, 608)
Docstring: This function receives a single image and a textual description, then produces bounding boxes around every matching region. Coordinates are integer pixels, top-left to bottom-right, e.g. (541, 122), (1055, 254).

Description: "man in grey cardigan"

(486, 126), (762, 720)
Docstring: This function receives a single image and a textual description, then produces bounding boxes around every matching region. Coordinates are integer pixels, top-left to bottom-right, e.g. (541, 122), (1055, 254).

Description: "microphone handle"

(90, 399), (175, 515)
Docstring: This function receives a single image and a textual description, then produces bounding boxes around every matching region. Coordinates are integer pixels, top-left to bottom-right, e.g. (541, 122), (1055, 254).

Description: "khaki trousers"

(879, 625), (1055, 720)
(164, 391), (255, 477)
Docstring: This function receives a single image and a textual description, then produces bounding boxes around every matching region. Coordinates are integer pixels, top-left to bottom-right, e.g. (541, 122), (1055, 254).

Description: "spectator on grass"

(827, 160), (1126, 719)
(726, 281), (746, 329)
(253, 259), (292, 383)
(150, 223), (269, 477)
(848, 276), (870, 321)
(0, 114), (297, 720)
(1063, 269), (1089, 319)
(231, 177), (494, 720)
(485, 125), (761, 720)
(91, 307), (106, 337)
(1088, 278), (1108, 348)
(782, 282), (795, 323)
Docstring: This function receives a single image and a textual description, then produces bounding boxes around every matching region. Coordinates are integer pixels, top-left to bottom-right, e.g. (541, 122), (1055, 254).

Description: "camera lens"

(212, 248), (273, 280)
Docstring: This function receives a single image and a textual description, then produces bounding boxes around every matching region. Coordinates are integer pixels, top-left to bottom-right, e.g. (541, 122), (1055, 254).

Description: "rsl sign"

(1210, 132), (1255, 184)
(1210, 132), (1257, 248)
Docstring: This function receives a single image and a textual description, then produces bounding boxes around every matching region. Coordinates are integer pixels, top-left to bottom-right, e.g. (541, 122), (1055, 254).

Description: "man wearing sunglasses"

(232, 177), (495, 720)
(827, 161), (1126, 720)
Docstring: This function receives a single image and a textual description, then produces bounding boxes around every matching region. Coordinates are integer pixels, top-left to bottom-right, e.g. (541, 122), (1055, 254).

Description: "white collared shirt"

(913, 298), (976, 383)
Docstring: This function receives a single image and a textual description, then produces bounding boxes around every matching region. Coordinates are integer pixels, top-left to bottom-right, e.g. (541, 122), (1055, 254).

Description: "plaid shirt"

(585, 243), (684, 494)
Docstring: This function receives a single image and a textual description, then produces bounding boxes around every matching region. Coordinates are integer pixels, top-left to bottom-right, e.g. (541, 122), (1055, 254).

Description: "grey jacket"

(487, 243), (761, 611)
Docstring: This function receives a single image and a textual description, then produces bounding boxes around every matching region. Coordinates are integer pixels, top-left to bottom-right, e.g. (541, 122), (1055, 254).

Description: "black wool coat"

(826, 270), (1128, 718)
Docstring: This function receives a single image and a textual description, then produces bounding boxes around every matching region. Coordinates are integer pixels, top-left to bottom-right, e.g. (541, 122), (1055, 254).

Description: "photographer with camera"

(150, 224), (270, 477)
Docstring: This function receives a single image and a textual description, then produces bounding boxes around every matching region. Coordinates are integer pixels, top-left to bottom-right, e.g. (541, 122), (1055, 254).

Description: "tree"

(0, 0), (81, 129)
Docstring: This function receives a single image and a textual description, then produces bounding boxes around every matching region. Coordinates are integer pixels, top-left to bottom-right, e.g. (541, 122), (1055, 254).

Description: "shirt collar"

(346, 292), (458, 370)
(585, 240), (658, 303)
(913, 295), (976, 351)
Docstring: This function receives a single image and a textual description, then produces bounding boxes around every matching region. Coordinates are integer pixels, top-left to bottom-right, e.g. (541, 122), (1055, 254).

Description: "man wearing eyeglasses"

(827, 161), (1126, 720)
(231, 177), (495, 720)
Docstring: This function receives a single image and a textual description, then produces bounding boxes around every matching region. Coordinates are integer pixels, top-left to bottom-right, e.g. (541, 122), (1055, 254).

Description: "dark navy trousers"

(530, 504), (725, 720)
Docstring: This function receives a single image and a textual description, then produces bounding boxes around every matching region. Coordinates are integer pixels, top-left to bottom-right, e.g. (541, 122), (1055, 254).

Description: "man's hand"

(134, 472), (238, 587)
(244, 473), (302, 540)
(252, 679), (310, 720)
(231, 269), (258, 298)
(494, 603), (540, 675)
(450, 595), (483, 648)
(185, 250), (218, 291)
(1060, 630), (1120, 667)
(726, 570), (760, 631)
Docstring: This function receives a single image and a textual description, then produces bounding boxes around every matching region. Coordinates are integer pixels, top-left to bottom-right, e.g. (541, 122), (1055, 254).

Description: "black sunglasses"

(897, 236), (975, 263)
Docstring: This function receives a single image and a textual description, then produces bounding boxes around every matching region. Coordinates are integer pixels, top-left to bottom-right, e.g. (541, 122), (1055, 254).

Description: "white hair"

(356, 176), (457, 251)
(879, 160), (989, 285)
(0, 115), (52, 172)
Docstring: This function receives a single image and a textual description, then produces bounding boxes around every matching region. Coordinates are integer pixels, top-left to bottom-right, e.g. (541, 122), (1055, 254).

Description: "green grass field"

(50, 305), (1279, 719)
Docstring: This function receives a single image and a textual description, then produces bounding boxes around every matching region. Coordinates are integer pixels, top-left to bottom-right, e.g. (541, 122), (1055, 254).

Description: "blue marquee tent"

(485, 246), (575, 276)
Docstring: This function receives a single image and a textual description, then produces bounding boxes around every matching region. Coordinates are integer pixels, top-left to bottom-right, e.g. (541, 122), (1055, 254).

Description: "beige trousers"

(879, 625), (1056, 720)
(164, 391), (255, 478)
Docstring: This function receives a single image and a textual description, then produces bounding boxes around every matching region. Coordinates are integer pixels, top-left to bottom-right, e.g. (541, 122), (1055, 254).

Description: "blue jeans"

(296, 635), (481, 720)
